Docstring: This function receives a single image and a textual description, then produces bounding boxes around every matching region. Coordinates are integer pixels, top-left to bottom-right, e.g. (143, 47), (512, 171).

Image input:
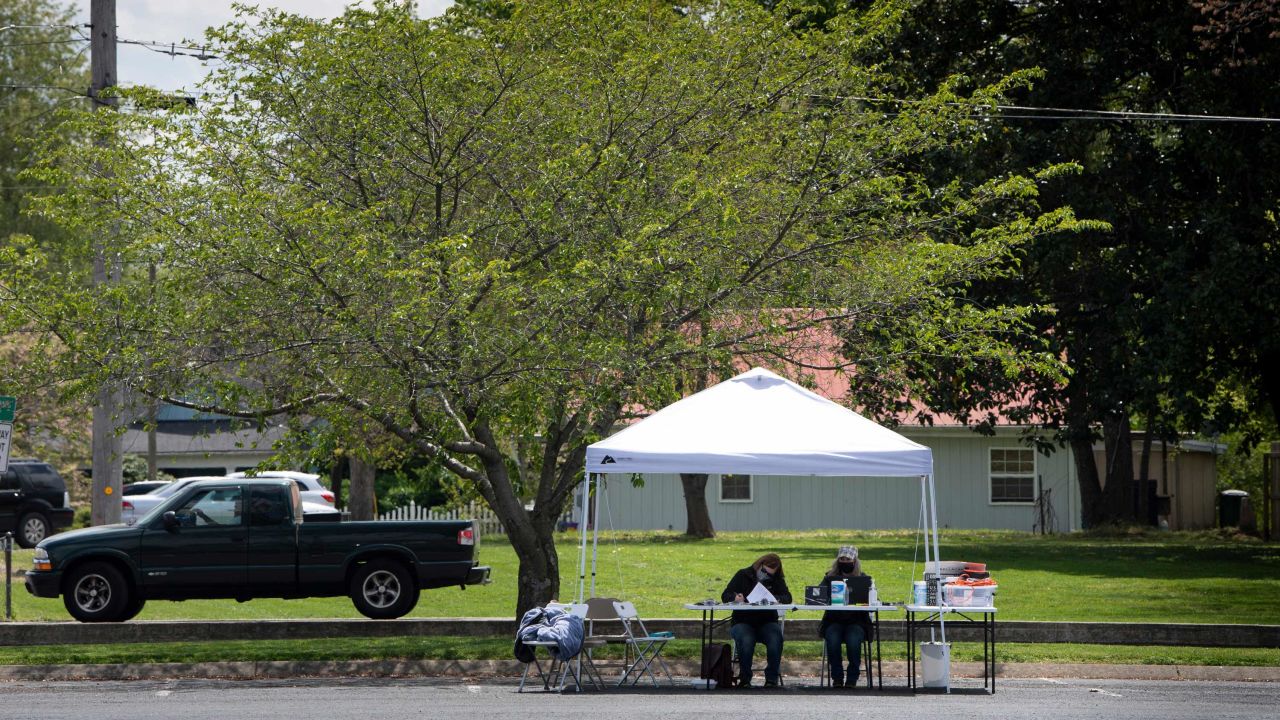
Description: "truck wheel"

(119, 594), (147, 622)
(63, 562), (130, 622)
(17, 512), (50, 548)
(350, 559), (417, 619)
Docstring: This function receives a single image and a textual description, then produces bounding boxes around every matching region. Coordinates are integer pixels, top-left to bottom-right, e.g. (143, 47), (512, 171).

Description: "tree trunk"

(1072, 434), (1106, 529)
(348, 455), (376, 520)
(1261, 349), (1280, 444)
(681, 473), (715, 538)
(329, 454), (348, 510)
(1137, 420), (1154, 526)
(512, 527), (560, 615)
(1101, 413), (1135, 524)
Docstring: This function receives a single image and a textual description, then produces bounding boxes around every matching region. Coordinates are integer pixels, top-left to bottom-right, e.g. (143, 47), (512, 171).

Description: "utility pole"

(90, 0), (123, 525)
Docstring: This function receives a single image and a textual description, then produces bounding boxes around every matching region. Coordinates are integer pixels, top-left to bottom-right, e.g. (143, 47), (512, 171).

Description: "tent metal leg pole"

(577, 472), (591, 603)
(926, 472), (948, 692)
(591, 475), (602, 598)
(918, 475), (932, 571)
(928, 473), (941, 595)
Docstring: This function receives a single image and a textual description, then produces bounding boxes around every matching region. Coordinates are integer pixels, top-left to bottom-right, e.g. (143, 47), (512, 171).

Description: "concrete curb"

(3, 618), (1278, 648)
(2, 659), (1277, 683)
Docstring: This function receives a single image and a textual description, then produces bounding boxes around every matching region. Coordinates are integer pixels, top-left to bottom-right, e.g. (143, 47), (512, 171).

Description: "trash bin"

(1219, 490), (1249, 528)
(920, 642), (951, 689)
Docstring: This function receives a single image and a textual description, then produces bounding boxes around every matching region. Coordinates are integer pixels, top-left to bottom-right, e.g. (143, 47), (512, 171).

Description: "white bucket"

(920, 642), (951, 689)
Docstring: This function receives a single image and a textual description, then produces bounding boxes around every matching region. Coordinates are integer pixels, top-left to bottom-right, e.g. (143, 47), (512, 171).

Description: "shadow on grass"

(579, 529), (1280, 581)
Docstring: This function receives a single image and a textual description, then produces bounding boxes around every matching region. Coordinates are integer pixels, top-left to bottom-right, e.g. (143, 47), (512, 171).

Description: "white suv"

(228, 470), (335, 507)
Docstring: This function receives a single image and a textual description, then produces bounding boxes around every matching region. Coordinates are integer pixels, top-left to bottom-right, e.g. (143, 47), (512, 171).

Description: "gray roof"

(120, 420), (288, 456)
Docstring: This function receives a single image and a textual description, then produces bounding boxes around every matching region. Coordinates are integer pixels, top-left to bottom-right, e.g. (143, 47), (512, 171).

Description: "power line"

(0, 98), (80, 135)
(0, 24), (86, 33)
(825, 94), (1280, 124)
(117, 37), (218, 61)
(992, 102), (1277, 124)
(0, 185), (71, 191)
(0, 38), (86, 48)
(0, 83), (89, 97)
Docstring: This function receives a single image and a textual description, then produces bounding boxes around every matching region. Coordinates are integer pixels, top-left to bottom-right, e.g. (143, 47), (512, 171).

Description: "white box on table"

(941, 583), (996, 607)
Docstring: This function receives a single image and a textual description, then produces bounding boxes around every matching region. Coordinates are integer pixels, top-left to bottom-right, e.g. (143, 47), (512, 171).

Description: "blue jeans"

(730, 621), (783, 685)
(824, 622), (866, 686)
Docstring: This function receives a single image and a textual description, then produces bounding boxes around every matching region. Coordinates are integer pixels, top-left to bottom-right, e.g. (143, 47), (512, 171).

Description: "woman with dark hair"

(818, 545), (872, 688)
(721, 552), (792, 688)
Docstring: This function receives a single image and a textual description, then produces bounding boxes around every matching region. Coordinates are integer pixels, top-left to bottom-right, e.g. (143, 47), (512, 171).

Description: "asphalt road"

(2, 676), (1278, 720)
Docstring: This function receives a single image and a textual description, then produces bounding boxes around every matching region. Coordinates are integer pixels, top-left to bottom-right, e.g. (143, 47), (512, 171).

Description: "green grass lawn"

(3, 528), (1278, 668)
(4, 528), (1277, 624)
(2, 637), (1277, 667)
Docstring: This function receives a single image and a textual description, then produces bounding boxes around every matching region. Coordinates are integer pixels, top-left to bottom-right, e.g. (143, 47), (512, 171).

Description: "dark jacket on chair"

(817, 573), (873, 637)
(721, 566), (792, 627)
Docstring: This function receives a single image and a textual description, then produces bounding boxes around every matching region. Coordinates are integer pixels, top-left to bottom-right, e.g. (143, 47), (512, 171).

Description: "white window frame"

(988, 447), (1037, 505)
(718, 473), (754, 503)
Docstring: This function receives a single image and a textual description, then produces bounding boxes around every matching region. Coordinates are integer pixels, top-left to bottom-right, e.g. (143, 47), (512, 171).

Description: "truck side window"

(249, 487), (290, 527)
(0, 470), (18, 490)
(174, 488), (243, 528)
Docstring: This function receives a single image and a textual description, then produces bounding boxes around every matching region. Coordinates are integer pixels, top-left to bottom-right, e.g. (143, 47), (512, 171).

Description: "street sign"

(0, 422), (12, 473)
(0, 397), (13, 472)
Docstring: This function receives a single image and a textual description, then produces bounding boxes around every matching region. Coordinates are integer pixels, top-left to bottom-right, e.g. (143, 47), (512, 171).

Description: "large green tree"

(0, 0), (90, 473)
(6, 0), (1081, 613)
(836, 0), (1279, 528)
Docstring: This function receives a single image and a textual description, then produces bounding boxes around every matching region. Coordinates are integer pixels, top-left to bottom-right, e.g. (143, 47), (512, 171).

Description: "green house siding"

(593, 429), (1079, 532)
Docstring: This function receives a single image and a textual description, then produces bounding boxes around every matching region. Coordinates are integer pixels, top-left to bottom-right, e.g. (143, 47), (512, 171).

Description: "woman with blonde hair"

(817, 545), (871, 687)
(720, 552), (792, 688)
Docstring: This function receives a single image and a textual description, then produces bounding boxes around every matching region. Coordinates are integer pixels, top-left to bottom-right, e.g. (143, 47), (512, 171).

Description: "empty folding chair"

(583, 597), (630, 681)
(612, 600), (675, 687)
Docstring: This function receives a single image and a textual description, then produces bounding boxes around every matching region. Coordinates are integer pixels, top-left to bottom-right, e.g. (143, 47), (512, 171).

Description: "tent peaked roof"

(585, 367), (932, 477)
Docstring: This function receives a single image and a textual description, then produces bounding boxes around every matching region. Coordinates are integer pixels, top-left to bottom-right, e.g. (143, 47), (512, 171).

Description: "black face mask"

(837, 561), (855, 574)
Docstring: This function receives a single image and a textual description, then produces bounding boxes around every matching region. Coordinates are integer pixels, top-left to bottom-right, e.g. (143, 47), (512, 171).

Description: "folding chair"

(776, 609), (788, 688)
(729, 608), (787, 688)
(585, 597), (628, 643)
(819, 625), (874, 689)
(518, 603), (603, 692)
(612, 600), (675, 687)
(583, 597), (630, 681)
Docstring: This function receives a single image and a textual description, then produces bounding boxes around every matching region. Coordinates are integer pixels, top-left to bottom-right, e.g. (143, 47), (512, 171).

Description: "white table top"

(683, 602), (900, 612)
(906, 604), (997, 613)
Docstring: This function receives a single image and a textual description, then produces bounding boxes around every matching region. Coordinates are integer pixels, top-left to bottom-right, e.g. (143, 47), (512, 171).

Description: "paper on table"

(746, 582), (777, 604)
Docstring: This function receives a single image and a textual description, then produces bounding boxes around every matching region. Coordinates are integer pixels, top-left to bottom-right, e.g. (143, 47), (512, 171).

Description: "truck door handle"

(230, 535), (246, 543)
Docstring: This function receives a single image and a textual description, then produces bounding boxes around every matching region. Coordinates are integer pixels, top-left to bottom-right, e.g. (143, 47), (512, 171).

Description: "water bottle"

(830, 579), (846, 606)
(868, 580), (878, 606)
(913, 581), (927, 606)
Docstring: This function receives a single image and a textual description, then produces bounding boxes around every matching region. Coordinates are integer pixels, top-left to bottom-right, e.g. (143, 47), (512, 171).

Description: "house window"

(719, 474), (753, 503)
(989, 448), (1036, 503)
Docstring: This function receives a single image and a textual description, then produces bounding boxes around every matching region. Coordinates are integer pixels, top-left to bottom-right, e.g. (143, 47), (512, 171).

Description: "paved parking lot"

(3, 676), (1278, 720)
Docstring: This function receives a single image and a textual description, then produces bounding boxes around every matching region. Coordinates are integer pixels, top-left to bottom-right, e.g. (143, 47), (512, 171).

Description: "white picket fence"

(378, 500), (505, 536)
(377, 500), (575, 536)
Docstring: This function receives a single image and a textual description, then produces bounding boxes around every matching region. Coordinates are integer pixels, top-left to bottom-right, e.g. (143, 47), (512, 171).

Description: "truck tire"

(63, 562), (130, 622)
(119, 594), (147, 622)
(350, 559), (418, 619)
(17, 512), (50, 549)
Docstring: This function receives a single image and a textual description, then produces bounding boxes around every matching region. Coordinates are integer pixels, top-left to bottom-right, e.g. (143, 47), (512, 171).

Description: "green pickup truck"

(25, 478), (491, 622)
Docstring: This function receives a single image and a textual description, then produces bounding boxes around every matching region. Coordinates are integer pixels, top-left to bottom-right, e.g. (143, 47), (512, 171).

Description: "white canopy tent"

(578, 366), (942, 602)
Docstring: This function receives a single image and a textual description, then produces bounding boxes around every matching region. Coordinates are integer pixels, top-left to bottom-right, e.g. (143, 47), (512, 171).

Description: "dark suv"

(1, 460), (75, 548)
